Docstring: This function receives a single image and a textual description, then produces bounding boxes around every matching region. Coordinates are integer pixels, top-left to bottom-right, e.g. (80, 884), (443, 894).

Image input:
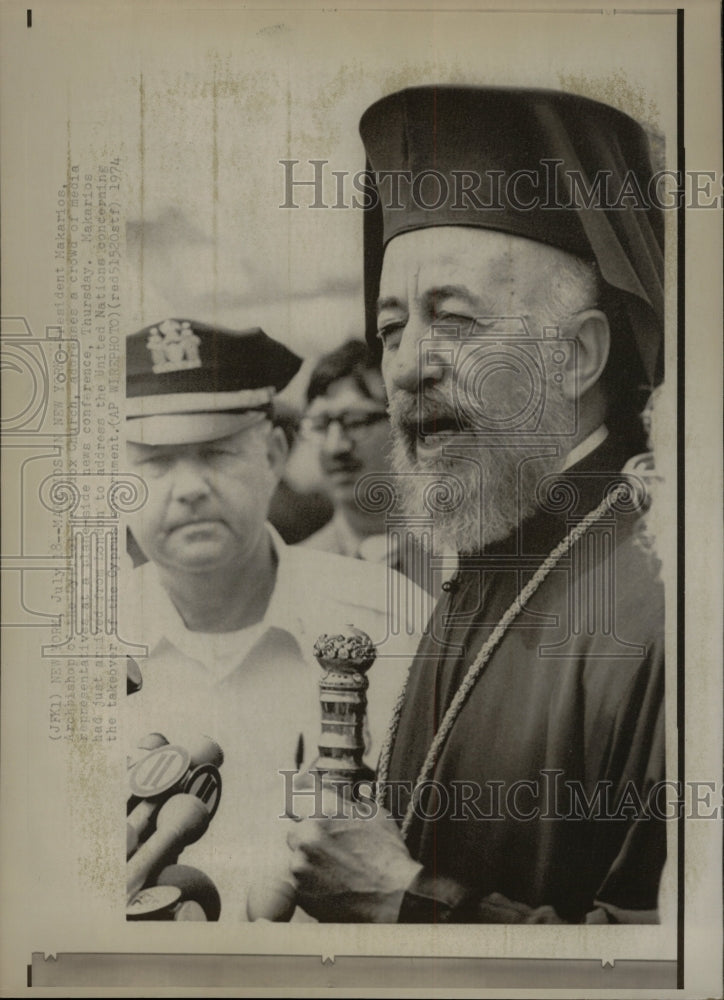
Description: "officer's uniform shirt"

(122, 525), (426, 921)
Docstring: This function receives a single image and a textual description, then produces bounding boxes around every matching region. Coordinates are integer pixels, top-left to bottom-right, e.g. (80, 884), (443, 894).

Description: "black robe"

(385, 435), (666, 923)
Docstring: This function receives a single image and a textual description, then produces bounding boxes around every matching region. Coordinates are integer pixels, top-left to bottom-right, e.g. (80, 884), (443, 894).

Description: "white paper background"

(1, 0), (721, 996)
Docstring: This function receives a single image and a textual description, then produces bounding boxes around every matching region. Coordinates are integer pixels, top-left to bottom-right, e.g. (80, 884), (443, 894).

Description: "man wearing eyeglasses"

(301, 340), (438, 594)
(301, 341), (393, 557)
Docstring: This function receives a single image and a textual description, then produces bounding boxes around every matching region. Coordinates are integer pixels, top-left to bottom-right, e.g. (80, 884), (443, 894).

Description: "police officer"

(122, 318), (424, 920)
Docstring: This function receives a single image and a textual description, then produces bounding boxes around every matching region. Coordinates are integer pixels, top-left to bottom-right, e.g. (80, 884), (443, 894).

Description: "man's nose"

(385, 321), (448, 394)
(169, 459), (211, 503)
(322, 420), (353, 455)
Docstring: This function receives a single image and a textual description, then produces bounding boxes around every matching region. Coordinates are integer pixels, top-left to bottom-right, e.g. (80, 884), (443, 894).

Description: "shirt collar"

(133, 523), (303, 649)
(260, 522), (306, 637)
(327, 511), (400, 565)
(327, 511), (364, 558)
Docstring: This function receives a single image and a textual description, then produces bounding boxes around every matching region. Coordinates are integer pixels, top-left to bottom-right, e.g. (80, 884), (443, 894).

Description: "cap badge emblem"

(146, 319), (202, 373)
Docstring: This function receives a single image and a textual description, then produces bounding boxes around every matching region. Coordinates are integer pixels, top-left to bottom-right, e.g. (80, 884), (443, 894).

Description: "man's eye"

(138, 454), (173, 475)
(343, 416), (371, 432)
(377, 322), (404, 348)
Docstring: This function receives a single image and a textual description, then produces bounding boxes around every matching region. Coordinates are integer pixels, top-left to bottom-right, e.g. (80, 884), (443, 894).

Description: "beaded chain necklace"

(375, 483), (629, 839)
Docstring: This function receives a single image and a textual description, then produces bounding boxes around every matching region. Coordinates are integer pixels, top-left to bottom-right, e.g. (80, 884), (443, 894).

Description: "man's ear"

(561, 309), (610, 400)
(266, 424), (289, 480)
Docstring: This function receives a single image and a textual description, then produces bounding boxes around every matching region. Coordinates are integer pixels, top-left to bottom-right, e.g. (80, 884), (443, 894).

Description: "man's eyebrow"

(377, 286), (499, 317)
(421, 285), (490, 311)
(129, 445), (170, 457)
(376, 295), (407, 314)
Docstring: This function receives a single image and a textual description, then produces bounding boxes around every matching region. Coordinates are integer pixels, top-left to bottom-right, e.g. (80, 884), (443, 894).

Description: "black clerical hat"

(360, 86), (664, 387)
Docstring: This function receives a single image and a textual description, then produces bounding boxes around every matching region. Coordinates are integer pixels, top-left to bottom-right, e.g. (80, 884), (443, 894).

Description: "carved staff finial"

(311, 626), (376, 787)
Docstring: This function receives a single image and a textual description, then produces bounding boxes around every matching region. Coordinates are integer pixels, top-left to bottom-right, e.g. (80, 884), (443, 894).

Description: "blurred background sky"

(5, 4), (677, 408)
(116, 7), (675, 406)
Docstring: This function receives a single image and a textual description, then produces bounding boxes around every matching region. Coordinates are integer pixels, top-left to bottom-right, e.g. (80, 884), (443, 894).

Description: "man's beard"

(388, 383), (577, 555)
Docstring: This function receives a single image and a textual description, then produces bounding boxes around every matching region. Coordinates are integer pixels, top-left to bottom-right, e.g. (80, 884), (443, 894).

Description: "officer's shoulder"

(285, 545), (416, 612)
(298, 521), (337, 551)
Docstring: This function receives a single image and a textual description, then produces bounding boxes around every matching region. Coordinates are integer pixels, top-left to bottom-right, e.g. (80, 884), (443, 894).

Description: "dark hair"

(269, 400), (301, 449)
(597, 283), (655, 454)
(306, 339), (383, 405)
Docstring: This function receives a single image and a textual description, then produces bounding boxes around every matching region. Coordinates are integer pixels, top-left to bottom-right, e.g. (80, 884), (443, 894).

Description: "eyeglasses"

(300, 410), (388, 441)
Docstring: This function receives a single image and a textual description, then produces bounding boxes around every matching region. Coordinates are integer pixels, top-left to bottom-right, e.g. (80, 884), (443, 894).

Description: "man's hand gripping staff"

(247, 627), (421, 922)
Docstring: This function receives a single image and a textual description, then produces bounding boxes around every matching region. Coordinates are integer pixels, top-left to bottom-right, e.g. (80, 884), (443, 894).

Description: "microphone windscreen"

(127, 656), (143, 695)
(246, 878), (296, 922)
(157, 864), (221, 921)
(126, 795), (210, 902)
(185, 735), (224, 769)
(156, 794), (210, 842)
(126, 885), (182, 920)
(127, 822), (140, 859)
(127, 732), (169, 771)
(140, 733), (169, 752)
(182, 764), (222, 820)
(174, 900), (207, 921)
(127, 737), (222, 843)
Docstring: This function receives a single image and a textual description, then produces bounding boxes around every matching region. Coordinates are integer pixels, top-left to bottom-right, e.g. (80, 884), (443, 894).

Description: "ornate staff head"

(312, 626), (376, 787)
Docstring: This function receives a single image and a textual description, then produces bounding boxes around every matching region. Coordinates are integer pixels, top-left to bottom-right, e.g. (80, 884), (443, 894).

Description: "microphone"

(127, 735), (223, 858)
(127, 656), (143, 695)
(245, 779), (345, 922)
(127, 734), (170, 820)
(126, 867), (221, 922)
(174, 901), (207, 920)
(126, 794), (210, 902)
(156, 864), (222, 921)
(126, 885), (182, 921)
(246, 878), (297, 924)
(127, 733), (169, 778)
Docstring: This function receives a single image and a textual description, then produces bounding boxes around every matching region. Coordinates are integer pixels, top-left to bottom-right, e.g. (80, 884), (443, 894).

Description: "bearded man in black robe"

(284, 86), (667, 924)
